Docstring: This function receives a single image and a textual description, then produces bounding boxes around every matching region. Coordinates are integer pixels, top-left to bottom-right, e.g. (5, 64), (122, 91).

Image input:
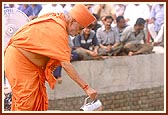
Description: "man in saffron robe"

(4, 4), (97, 111)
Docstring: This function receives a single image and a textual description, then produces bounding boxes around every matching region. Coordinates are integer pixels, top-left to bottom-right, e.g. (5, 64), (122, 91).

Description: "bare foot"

(128, 51), (134, 56)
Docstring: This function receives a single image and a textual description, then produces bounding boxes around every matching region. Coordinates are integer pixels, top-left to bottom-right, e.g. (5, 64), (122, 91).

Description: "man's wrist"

(83, 84), (89, 91)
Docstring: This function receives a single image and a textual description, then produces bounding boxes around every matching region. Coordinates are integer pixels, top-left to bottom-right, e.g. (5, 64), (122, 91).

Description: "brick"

(47, 86), (164, 111)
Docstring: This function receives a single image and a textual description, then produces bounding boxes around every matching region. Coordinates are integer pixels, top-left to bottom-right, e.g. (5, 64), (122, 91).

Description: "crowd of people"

(3, 3), (165, 111)
(4, 3), (164, 54)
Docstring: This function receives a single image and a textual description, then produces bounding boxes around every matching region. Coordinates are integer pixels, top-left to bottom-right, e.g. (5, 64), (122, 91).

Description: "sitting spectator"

(113, 16), (128, 39)
(29, 4), (42, 20)
(18, 4), (33, 19)
(147, 4), (164, 46)
(124, 4), (150, 26)
(93, 4), (116, 21)
(117, 18), (153, 56)
(38, 4), (64, 16)
(114, 4), (126, 17)
(110, 16), (128, 56)
(91, 13), (102, 33)
(73, 24), (100, 60)
(96, 15), (120, 56)
(4, 4), (19, 9)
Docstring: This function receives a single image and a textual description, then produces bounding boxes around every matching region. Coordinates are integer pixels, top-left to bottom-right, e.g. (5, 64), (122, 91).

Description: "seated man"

(148, 4), (164, 46)
(53, 26), (101, 83)
(73, 24), (100, 60)
(96, 15), (120, 56)
(117, 18), (153, 56)
(113, 16), (128, 39)
(111, 16), (128, 56)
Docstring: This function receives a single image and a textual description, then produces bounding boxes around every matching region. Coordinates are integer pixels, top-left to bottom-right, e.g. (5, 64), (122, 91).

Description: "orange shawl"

(4, 13), (71, 110)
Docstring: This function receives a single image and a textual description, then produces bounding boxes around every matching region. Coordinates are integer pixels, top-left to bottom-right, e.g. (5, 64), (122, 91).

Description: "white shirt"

(38, 4), (64, 16)
(124, 4), (150, 26)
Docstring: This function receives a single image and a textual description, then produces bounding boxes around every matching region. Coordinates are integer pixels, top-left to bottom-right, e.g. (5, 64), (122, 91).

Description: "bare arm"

(61, 62), (97, 99)
(93, 46), (99, 54)
(94, 45), (99, 51)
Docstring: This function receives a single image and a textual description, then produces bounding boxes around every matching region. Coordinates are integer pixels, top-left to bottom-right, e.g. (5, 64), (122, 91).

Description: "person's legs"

(148, 23), (157, 41)
(53, 66), (62, 84)
(98, 48), (109, 56)
(53, 66), (62, 79)
(127, 44), (153, 55)
(154, 24), (164, 43)
(123, 43), (138, 54)
(71, 51), (80, 61)
(137, 44), (153, 54)
(74, 48), (94, 60)
(5, 46), (48, 110)
(110, 43), (124, 56)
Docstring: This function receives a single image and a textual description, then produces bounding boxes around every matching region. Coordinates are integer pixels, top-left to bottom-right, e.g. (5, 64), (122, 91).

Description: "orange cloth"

(4, 13), (71, 111)
(69, 4), (96, 27)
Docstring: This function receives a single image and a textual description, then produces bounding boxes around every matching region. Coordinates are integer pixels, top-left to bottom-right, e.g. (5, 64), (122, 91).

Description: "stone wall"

(49, 86), (164, 111)
(46, 53), (165, 111)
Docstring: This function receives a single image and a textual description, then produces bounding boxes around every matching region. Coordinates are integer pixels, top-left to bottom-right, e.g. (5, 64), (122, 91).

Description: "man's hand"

(148, 19), (155, 24)
(84, 87), (97, 100)
(89, 51), (98, 57)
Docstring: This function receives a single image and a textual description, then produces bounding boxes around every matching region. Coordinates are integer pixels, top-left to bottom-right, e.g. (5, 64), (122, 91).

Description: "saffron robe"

(4, 13), (71, 111)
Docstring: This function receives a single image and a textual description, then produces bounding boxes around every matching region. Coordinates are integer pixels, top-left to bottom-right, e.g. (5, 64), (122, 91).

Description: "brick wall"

(47, 53), (165, 111)
(48, 86), (164, 111)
